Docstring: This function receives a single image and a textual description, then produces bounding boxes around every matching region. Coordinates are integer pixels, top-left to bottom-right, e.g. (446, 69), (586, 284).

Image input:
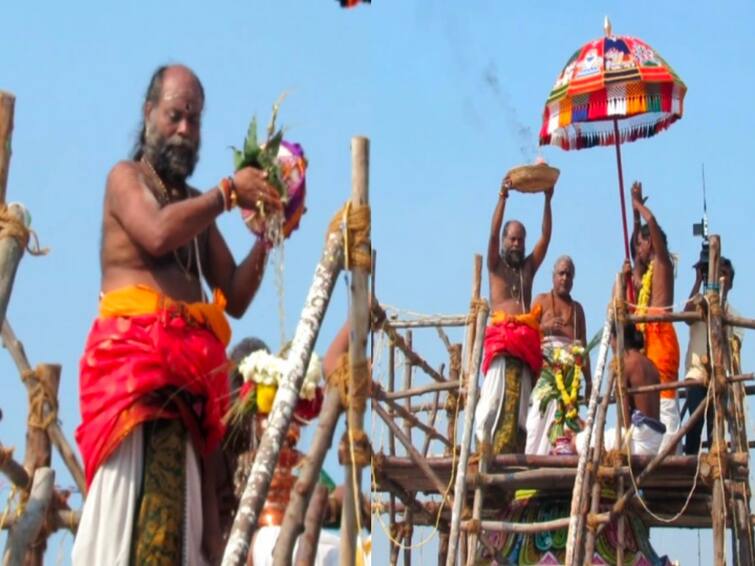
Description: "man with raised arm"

(474, 176), (553, 454)
(629, 181), (681, 454)
(73, 65), (285, 565)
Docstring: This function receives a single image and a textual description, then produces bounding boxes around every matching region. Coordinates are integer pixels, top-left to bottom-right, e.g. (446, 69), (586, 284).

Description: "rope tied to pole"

(327, 202), (371, 271)
(326, 353), (370, 413)
(22, 367), (59, 430)
(0, 205), (48, 256)
(338, 429), (372, 467)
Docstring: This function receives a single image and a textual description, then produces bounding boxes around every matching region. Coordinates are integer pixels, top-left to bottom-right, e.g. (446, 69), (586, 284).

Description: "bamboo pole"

(0, 91), (14, 204)
(1, 321), (87, 494)
(0, 510), (79, 533)
(341, 135), (370, 566)
(388, 316), (469, 329)
(614, 279), (627, 566)
(381, 379), (461, 401)
(221, 230), (344, 566)
(421, 390), (442, 457)
(724, 312), (755, 331)
(3, 467), (54, 566)
(461, 517), (570, 534)
(564, 313), (611, 566)
(582, 337), (618, 565)
(377, 452), (741, 471)
(272, 388), (343, 565)
(627, 311), (701, 324)
(0, 446), (30, 490)
(445, 302), (488, 566)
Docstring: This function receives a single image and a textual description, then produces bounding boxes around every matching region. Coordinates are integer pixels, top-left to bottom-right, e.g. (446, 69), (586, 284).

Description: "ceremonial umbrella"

(539, 18), (686, 271)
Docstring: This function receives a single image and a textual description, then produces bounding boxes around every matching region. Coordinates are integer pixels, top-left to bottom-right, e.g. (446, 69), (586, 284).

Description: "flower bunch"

(537, 343), (586, 445)
(635, 262), (654, 333)
(231, 349), (323, 421)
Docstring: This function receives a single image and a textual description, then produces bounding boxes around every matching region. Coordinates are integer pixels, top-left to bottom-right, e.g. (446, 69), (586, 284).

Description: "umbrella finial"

(604, 16), (612, 37)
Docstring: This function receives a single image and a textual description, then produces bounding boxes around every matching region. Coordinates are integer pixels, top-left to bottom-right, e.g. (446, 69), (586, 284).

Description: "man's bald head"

(143, 65), (205, 112)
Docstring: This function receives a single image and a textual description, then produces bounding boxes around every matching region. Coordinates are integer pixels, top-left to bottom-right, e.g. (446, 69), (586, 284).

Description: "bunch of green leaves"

(231, 96), (289, 202)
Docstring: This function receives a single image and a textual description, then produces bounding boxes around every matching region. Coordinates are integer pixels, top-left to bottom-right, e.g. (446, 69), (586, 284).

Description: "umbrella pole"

(612, 118), (636, 303)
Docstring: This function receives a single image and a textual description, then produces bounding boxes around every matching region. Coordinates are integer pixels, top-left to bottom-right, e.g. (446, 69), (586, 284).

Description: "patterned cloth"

(131, 420), (186, 564)
(476, 356), (532, 455)
(76, 284), (231, 486)
(539, 34), (686, 150)
(478, 492), (672, 565)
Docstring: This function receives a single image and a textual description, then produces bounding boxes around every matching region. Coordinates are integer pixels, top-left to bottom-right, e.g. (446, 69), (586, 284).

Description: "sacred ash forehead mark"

(162, 84), (203, 113)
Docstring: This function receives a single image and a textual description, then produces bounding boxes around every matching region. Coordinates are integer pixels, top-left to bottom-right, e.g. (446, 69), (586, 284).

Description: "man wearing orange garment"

(474, 175), (553, 455)
(629, 181), (681, 454)
(73, 65), (284, 565)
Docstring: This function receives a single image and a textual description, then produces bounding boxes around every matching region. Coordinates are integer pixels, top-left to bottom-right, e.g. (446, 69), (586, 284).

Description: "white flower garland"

(238, 350), (322, 400)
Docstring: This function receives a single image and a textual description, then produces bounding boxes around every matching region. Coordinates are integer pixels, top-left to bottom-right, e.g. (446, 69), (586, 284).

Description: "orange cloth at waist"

(644, 320), (680, 399)
(489, 304), (542, 332)
(99, 284), (231, 346)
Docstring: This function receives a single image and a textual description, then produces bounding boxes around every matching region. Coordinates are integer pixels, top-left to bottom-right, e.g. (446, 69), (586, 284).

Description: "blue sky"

(1, 1), (754, 563)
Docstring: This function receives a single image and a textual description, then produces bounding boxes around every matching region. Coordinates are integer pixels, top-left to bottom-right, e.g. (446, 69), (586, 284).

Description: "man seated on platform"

(683, 256), (742, 454)
(474, 175), (553, 454)
(574, 322), (666, 456)
(629, 181), (681, 454)
(73, 65), (284, 565)
(526, 255), (591, 455)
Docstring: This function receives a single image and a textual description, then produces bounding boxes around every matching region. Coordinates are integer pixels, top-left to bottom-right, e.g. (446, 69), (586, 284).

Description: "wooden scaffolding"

(371, 239), (755, 566)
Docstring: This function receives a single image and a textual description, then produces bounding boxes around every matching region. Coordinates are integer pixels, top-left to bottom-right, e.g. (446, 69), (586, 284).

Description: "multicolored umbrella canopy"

(539, 23), (687, 150)
(538, 19), (687, 292)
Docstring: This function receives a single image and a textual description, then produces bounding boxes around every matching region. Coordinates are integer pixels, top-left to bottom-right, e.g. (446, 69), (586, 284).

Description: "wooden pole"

(388, 345), (399, 566)
(0, 91), (14, 204)
(402, 330), (413, 565)
(614, 280), (627, 566)
(564, 313), (611, 565)
(381, 380), (461, 401)
(445, 302), (488, 566)
(1, 321), (87, 494)
(221, 230), (344, 566)
(272, 388), (343, 565)
(388, 316), (469, 329)
(0, 204), (28, 328)
(705, 236), (727, 565)
(22, 364), (59, 566)
(340, 135), (370, 566)
(3, 467), (54, 566)
(292, 484), (329, 566)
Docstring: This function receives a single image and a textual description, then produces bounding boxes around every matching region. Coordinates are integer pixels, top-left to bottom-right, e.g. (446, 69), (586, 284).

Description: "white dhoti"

(525, 395), (557, 456)
(252, 527), (340, 566)
(525, 336), (571, 456)
(72, 425), (207, 566)
(575, 412), (665, 457)
(659, 397), (682, 454)
(475, 356), (532, 447)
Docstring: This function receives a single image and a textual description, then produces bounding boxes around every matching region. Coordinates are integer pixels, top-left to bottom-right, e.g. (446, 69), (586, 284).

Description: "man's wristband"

(219, 177), (238, 211)
(499, 190), (508, 199)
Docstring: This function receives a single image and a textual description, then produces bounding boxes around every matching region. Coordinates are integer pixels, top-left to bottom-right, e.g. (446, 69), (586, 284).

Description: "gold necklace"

(141, 159), (196, 280)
